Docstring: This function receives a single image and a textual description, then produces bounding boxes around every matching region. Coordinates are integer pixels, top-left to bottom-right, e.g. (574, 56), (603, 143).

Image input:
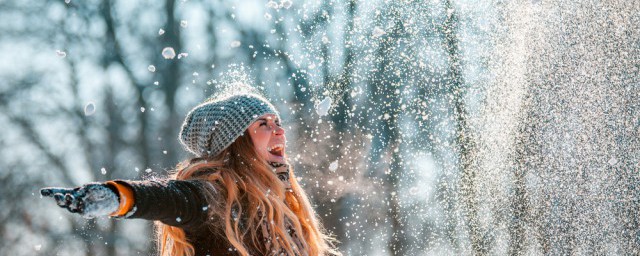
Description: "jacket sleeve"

(108, 178), (223, 231)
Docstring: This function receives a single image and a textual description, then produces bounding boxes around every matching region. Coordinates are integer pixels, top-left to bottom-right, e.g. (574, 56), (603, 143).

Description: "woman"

(41, 93), (340, 256)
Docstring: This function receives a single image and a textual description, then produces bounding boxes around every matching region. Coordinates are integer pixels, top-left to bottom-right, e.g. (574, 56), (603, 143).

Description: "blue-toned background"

(2, 0), (639, 255)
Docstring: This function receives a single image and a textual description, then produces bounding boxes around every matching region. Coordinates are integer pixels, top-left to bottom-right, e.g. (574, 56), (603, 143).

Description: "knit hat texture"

(179, 93), (280, 157)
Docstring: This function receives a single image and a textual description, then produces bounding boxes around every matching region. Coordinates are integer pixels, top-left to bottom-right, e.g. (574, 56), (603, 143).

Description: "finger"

(40, 188), (54, 197)
(64, 194), (75, 207)
(53, 193), (69, 207)
(41, 187), (74, 197)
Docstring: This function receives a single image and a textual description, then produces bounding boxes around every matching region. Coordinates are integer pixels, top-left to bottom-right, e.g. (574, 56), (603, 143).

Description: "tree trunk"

(442, 0), (488, 254)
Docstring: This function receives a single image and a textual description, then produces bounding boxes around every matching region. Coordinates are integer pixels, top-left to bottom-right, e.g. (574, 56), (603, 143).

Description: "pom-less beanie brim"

(179, 93), (280, 157)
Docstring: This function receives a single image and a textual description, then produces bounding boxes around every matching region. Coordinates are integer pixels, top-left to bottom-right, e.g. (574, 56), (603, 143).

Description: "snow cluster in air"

(84, 102), (96, 116)
(162, 47), (176, 59)
(315, 97), (332, 116)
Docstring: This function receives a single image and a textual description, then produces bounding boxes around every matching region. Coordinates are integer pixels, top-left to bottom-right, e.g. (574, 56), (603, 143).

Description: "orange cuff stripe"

(106, 181), (135, 217)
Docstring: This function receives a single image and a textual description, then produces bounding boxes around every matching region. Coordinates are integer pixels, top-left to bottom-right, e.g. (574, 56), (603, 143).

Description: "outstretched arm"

(41, 179), (221, 230)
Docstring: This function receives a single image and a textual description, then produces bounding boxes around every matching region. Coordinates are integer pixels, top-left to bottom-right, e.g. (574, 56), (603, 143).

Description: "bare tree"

(441, 0), (491, 254)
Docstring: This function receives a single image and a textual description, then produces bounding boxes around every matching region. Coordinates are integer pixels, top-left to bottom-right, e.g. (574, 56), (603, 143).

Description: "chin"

(272, 155), (285, 162)
(264, 152), (285, 163)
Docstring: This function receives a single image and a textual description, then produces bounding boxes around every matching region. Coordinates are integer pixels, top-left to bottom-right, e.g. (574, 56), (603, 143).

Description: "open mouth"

(267, 144), (285, 157)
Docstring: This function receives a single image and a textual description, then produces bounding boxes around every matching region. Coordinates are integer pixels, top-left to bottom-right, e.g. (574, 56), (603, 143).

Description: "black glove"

(40, 183), (120, 219)
(269, 162), (292, 191)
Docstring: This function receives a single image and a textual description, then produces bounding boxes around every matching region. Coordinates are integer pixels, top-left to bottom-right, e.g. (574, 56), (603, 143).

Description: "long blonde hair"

(156, 131), (340, 256)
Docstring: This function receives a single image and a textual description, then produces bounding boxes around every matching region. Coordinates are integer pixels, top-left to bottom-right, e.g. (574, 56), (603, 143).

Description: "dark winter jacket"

(110, 171), (305, 256)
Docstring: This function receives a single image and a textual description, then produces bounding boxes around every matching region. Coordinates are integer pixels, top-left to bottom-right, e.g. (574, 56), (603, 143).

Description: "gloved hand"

(40, 183), (120, 219)
(269, 162), (292, 191)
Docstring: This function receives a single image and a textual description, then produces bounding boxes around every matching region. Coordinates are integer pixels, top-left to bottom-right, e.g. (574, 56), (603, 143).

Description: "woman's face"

(247, 114), (287, 164)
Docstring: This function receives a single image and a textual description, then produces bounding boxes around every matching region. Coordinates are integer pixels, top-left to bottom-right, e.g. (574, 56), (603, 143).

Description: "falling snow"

(280, 0), (292, 9)
(266, 1), (278, 9)
(315, 97), (332, 116)
(329, 160), (338, 172)
(161, 47), (176, 59)
(372, 27), (386, 38)
(84, 102), (96, 116)
(230, 41), (241, 48)
(55, 50), (66, 58)
(6, 0), (640, 255)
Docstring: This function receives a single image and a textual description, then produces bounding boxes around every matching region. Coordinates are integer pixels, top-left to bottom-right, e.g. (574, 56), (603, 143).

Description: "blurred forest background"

(1, 0), (639, 255)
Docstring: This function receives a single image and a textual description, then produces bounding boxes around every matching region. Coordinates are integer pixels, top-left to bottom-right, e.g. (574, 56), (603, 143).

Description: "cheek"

(250, 129), (270, 149)
(250, 132), (272, 160)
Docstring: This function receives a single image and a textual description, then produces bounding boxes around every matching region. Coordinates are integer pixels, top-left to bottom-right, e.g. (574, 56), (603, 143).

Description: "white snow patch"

(280, 0), (292, 9)
(82, 185), (120, 218)
(372, 27), (386, 38)
(316, 97), (332, 116)
(329, 160), (339, 172)
(266, 1), (278, 9)
(322, 36), (330, 44)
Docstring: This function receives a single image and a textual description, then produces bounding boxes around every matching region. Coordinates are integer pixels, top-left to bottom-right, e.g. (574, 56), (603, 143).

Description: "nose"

(273, 126), (285, 136)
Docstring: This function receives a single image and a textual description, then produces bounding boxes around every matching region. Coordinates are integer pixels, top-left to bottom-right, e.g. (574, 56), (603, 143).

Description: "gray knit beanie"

(179, 93), (280, 157)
